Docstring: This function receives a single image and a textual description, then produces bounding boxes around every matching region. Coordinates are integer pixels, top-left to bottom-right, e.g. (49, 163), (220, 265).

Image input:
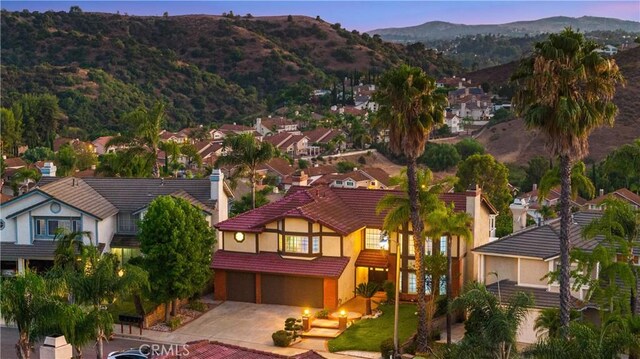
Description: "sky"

(2, 1), (639, 32)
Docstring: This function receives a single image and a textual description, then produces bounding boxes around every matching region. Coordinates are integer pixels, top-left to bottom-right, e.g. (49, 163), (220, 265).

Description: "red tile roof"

(154, 340), (324, 359)
(3, 157), (27, 168)
(217, 186), (488, 235)
(263, 132), (293, 147)
(0, 193), (14, 204)
(585, 188), (640, 207)
(305, 165), (337, 177)
(92, 136), (113, 148)
(219, 124), (253, 132)
(258, 158), (295, 177)
(211, 251), (349, 278)
(355, 250), (389, 268)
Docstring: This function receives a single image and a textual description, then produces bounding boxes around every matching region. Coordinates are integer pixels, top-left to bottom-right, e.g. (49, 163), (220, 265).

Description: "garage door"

(261, 274), (323, 308)
(226, 271), (256, 303)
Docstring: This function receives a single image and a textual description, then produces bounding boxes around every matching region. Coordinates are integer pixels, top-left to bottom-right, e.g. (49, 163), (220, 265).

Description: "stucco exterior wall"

(221, 231), (257, 253)
(338, 231), (361, 306)
(284, 218), (309, 232)
(519, 258), (548, 287)
(323, 236), (341, 257)
(485, 256), (517, 285)
(518, 309), (542, 344)
(259, 232), (278, 252)
(98, 215), (117, 249)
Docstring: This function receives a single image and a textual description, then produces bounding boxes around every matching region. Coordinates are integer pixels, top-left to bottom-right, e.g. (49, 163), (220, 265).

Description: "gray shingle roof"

(38, 177), (215, 213)
(39, 177), (118, 219)
(486, 280), (586, 309)
(473, 212), (602, 259)
(0, 241), (105, 260)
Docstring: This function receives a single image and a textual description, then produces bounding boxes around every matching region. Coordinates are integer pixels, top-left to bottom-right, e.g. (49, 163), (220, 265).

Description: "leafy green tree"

(512, 28), (624, 333)
(13, 93), (64, 149)
(1, 107), (23, 156)
(56, 144), (78, 177)
(455, 154), (512, 212)
(1, 271), (59, 359)
(297, 159), (309, 170)
(601, 139), (640, 192)
(215, 133), (276, 209)
(96, 148), (154, 178)
(336, 161), (357, 173)
(420, 143), (461, 171)
(447, 282), (533, 359)
(374, 64), (447, 352)
(230, 187), (271, 217)
(75, 143), (98, 171)
(139, 196), (215, 321)
(523, 155), (550, 192)
(454, 138), (484, 160)
(22, 147), (55, 163)
(159, 140), (182, 176)
(180, 143), (202, 168)
(354, 282), (379, 315)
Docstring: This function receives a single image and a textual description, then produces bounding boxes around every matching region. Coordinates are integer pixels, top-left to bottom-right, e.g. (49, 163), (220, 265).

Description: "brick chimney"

(292, 171), (309, 187)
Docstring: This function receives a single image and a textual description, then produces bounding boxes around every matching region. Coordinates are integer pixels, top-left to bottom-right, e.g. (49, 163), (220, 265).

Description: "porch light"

(234, 232), (245, 243)
(117, 268), (124, 277)
(340, 310), (346, 317)
(303, 309), (310, 316)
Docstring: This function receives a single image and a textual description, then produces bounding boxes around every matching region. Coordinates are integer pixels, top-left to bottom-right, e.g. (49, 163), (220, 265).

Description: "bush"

(336, 161), (357, 173)
(187, 300), (207, 312)
(315, 309), (330, 319)
(168, 317), (181, 330)
(380, 338), (395, 358)
(357, 156), (366, 165)
(454, 138), (485, 160)
(272, 330), (292, 347)
(434, 295), (449, 317)
(383, 280), (395, 304)
(420, 143), (460, 171)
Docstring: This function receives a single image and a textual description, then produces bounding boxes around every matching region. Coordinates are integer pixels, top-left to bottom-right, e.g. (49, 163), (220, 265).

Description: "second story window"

(34, 217), (81, 239)
(365, 228), (382, 249)
(118, 213), (139, 233)
(285, 235), (309, 253)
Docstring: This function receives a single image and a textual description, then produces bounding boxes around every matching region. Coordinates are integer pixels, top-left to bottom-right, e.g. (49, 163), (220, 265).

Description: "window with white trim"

(34, 217), (82, 238)
(118, 213), (139, 233)
(365, 228), (382, 249)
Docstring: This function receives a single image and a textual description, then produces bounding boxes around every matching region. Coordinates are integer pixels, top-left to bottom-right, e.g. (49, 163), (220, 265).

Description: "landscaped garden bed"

(327, 303), (418, 352)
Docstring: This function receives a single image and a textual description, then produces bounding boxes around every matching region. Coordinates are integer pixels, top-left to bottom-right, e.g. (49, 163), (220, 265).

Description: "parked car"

(107, 348), (150, 359)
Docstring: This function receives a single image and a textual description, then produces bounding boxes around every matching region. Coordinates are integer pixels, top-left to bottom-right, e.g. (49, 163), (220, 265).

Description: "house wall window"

(34, 217), (82, 238)
(408, 235), (433, 256)
(111, 248), (141, 264)
(285, 235), (309, 253)
(365, 228), (382, 249)
(312, 236), (320, 254)
(118, 213), (139, 233)
(405, 272), (446, 295)
(346, 181), (355, 187)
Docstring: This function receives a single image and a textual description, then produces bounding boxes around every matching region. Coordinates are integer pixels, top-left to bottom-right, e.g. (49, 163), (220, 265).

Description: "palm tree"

(159, 140), (182, 176)
(512, 28), (624, 333)
(533, 307), (580, 338)
(525, 317), (638, 359)
(539, 160), (595, 203)
(10, 167), (41, 196)
(427, 204), (473, 344)
(1, 270), (59, 359)
(354, 282), (379, 315)
(376, 168), (450, 350)
(449, 282), (533, 359)
(374, 64), (447, 351)
(215, 133), (276, 209)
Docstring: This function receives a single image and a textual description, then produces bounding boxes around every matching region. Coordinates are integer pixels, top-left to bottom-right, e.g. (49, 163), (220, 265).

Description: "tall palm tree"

(215, 133), (276, 209)
(374, 64), (447, 351)
(539, 160), (595, 202)
(159, 140), (182, 176)
(354, 282), (379, 315)
(427, 204), (473, 344)
(512, 28), (624, 333)
(376, 168), (450, 350)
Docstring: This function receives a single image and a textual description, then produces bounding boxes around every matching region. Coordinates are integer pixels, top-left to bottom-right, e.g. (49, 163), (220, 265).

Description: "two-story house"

(255, 117), (299, 136)
(263, 133), (310, 157)
(0, 170), (232, 275)
(211, 185), (497, 309)
(473, 211), (604, 344)
(585, 188), (640, 211)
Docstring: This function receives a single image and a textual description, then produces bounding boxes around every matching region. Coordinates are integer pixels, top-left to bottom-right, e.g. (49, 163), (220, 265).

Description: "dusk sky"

(2, 1), (639, 32)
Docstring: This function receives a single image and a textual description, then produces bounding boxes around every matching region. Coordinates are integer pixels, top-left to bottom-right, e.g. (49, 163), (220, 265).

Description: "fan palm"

(354, 282), (380, 315)
(512, 28), (624, 333)
(159, 140), (182, 176)
(426, 204), (473, 344)
(10, 167), (41, 196)
(533, 307), (580, 338)
(374, 64), (447, 351)
(539, 160), (595, 202)
(215, 133), (276, 209)
(376, 167), (450, 350)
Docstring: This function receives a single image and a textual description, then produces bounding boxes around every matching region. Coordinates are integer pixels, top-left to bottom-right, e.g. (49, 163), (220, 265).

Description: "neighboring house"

(0, 170), (232, 276)
(263, 133), (309, 157)
(200, 143), (224, 167)
(211, 185), (497, 308)
(585, 188), (640, 210)
(303, 128), (346, 155)
(445, 112), (462, 133)
(218, 124), (255, 136)
(312, 167), (392, 190)
(510, 184), (587, 232)
(473, 211), (608, 344)
(1, 157), (29, 197)
(155, 340), (325, 359)
(255, 117), (299, 136)
(92, 136), (119, 155)
(256, 158), (296, 185)
(159, 131), (187, 144)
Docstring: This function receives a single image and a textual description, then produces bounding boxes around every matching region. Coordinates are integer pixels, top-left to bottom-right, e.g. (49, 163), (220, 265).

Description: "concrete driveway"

(171, 301), (321, 354)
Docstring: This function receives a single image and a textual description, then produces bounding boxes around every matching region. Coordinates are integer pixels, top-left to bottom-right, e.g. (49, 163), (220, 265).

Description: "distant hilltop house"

(437, 76), (474, 89)
(594, 44), (618, 56)
(445, 112), (463, 133)
(0, 169), (233, 276)
(255, 116), (299, 136)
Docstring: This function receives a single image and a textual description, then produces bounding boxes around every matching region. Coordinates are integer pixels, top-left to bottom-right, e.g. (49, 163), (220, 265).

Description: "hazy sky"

(3, 1), (639, 32)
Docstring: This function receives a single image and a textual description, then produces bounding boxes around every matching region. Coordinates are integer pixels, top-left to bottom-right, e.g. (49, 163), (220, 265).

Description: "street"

(1, 327), (174, 359)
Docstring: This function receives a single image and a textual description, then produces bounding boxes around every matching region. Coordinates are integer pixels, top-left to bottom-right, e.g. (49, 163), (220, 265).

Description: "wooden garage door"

(226, 271), (256, 303)
(261, 274), (323, 308)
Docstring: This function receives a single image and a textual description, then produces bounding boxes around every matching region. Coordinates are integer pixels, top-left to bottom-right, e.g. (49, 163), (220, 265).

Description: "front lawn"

(328, 303), (417, 352)
(108, 295), (159, 323)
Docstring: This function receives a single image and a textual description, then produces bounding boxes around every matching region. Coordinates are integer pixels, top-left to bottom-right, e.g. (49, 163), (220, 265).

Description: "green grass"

(108, 295), (159, 323)
(328, 304), (417, 352)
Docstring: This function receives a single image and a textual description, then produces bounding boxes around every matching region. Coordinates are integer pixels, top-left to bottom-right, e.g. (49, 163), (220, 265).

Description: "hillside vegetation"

(475, 46), (640, 163)
(0, 10), (461, 135)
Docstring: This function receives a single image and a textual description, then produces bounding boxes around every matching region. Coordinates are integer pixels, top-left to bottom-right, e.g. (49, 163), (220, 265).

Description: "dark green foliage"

(420, 143), (461, 171)
(297, 159), (309, 169)
(455, 154), (512, 212)
(487, 108), (515, 127)
(495, 214), (513, 238)
(230, 187), (271, 217)
(23, 146), (55, 163)
(55, 144), (77, 177)
(315, 309), (329, 319)
(454, 138), (485, 160)
(138, 196), (216, 309)
(380, 338), (395, 358)
(382, 280), (395, 304)
(272, 330), (292, 347)
(336, 161), (357, 173)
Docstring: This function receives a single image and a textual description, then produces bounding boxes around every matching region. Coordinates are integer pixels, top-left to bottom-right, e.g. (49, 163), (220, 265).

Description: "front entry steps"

(301, 318), (342, 338)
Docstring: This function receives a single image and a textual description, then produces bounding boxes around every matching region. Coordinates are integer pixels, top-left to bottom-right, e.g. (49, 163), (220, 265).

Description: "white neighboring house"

(0, 170), (232, 276)
(255, 117), (299, 136)
(445, 112), (463, 133)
